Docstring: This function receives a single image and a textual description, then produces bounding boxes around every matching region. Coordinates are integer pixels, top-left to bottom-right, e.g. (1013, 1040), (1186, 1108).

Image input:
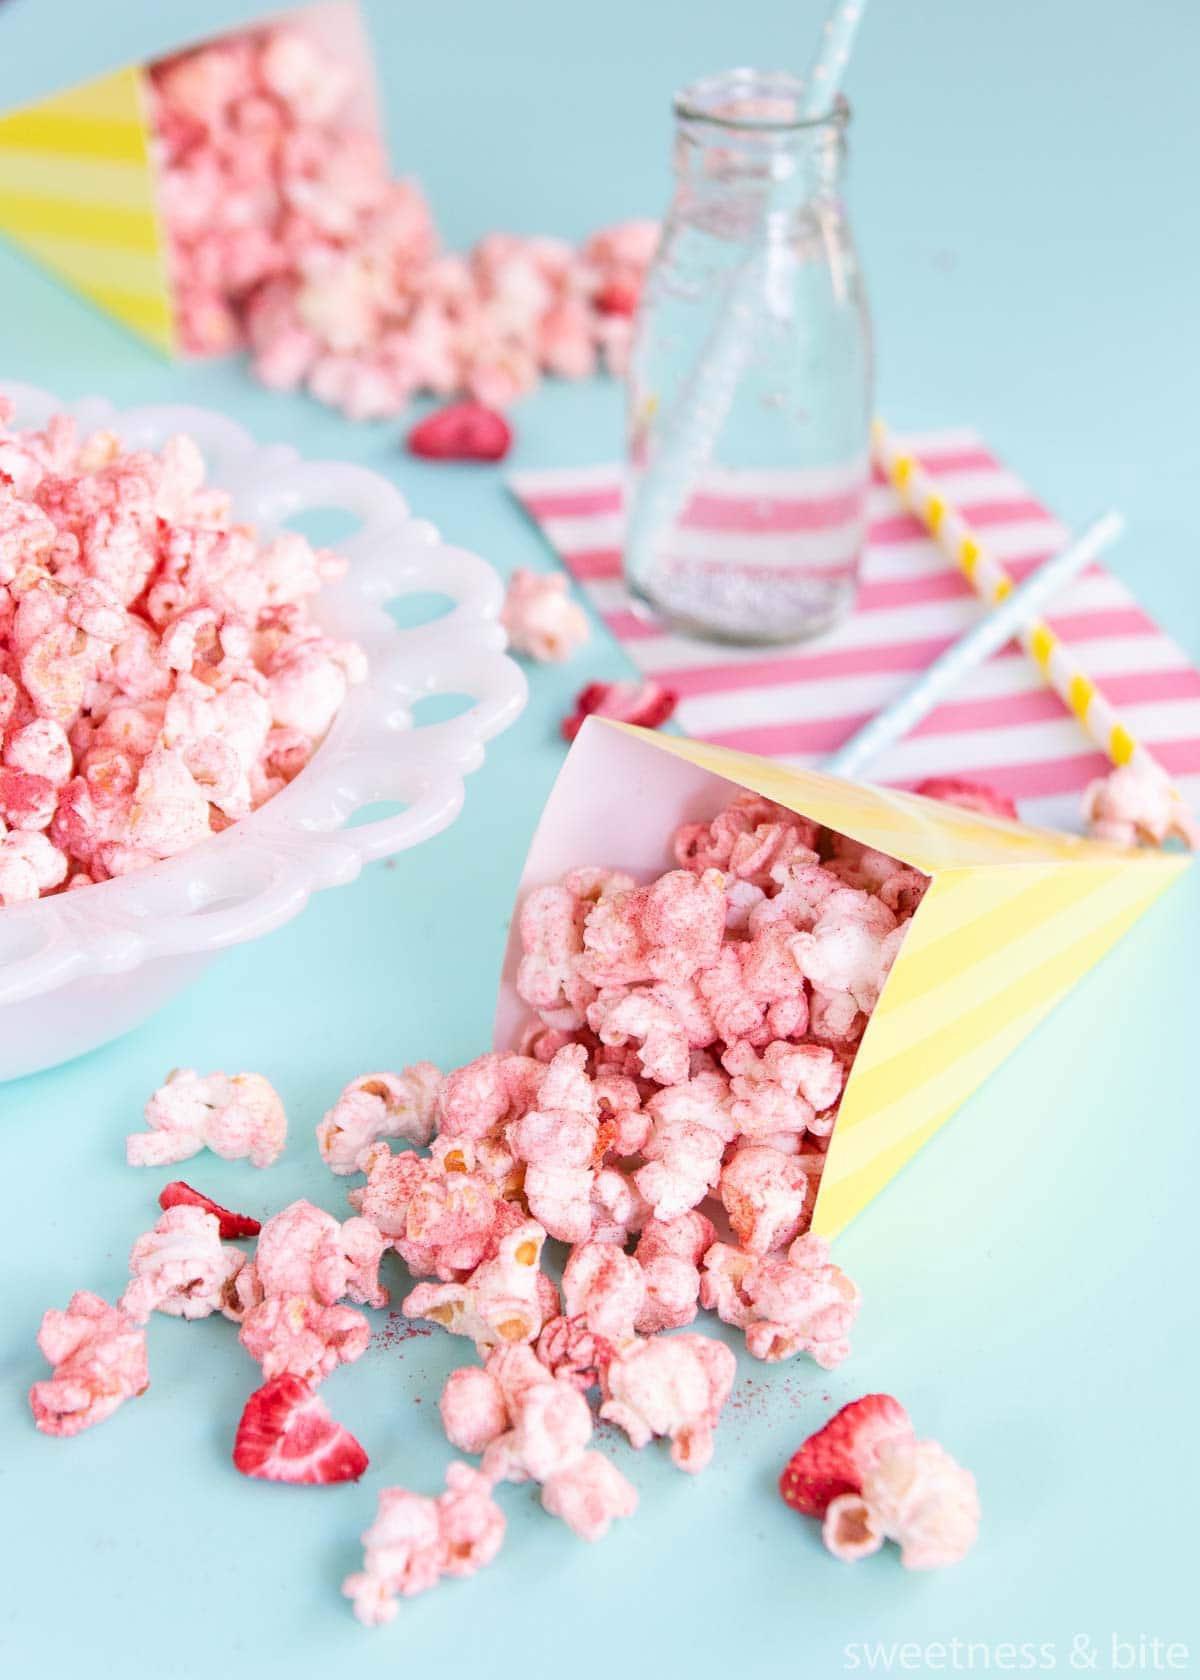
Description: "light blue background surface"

(1, 2), (1197, 1675)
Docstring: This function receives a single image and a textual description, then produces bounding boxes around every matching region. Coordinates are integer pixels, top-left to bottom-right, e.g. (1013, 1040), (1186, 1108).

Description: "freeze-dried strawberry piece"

(779, 1393), (914, 1518)
(407, 402), (512, 462)
(233, 1374), (368, 1485)
(158, 1180), (261, 1239)
(561, 680), (677, 744)
(913, 777), (1018, 822)
(594, 278), (639, 318)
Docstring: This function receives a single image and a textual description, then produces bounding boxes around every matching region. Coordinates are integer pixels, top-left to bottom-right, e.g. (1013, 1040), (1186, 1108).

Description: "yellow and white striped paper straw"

(871, 418), (1160, 778)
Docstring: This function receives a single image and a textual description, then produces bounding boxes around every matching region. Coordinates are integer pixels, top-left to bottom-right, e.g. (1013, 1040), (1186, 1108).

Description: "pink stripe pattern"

(510, 431), (1200, 823)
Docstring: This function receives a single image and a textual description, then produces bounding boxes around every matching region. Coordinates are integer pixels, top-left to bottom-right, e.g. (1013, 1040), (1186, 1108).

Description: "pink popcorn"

(823, 1439), (981, 1570)
(251, 1199), (387, 1310)
(457, 1344), (638, 1542)
(239, 1295), (370, 1385)
(4, 717), (72, 784)
(633, 1211), (716, 1334)
(481, 1361), (593, 1486)
(343, 1462), (505, 1625)
(588, 1164), (649, 1244)
(317, 1064), (442, 1174)
(593, 1067), (650, 1155)
(0, 828), (69, 903)
(701, 1233), (860, 1368)
(789, 889), (903, 1017)
(534, 1314), (613, 1392)
(506, 1044), (600, 1242)
(435, 1461), (507, 1577)
(1082, 761), (1200, 850)
(516, 869), (635, 1032)
(674, 792), (819, 877)
(516, 883), (593, 1029)
(0, 404), (364, 897)
(600, 1332), (736, 1473)
(718, 1144), (810, 1255)
(150, 30), (654, 409)
(439, 1364), (511, 1454)
(402, 1219), (558, 1351)
(723, 1039), (843, 1141)
(560, 1241), (646, 1345)
(579, 867), (726, 989)
(501, 569), (589, 663)
(343, 1488), (443, 1622)
(437, 1051), (546, 1141)
(126, 1069), (287, 1168)
(29, 1291), (149, 1437)
(540, 1448), (641, 1541)
(587, 986), (691, 1086)
(121, 1204), (246, 1322)
(634, 1070), (737, 1220)
(356, 1144), (514, 1281)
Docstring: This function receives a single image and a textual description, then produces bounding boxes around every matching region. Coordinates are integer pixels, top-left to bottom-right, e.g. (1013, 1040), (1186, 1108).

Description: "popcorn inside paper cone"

(0, 2), (381, 356)
(0, 0), (656, 401)
(495, 721), (1188, 1238)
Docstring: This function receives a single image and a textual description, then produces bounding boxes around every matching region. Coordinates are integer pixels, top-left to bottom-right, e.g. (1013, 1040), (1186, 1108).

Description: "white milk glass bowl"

(0, 384), (527, 1080)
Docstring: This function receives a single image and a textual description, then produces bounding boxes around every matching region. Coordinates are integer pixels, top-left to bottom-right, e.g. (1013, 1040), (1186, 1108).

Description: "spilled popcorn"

(0, 406), (364, 902)
(149, 25), (657, 415)
(30, 789), (983, 1616)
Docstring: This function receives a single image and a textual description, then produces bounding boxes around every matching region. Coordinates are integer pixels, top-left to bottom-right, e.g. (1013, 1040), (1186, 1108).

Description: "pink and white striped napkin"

(510, 428), (1200, 834)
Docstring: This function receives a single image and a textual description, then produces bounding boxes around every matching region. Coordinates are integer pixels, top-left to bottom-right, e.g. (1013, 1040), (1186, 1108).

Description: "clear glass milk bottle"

(625, 69), (873, 644)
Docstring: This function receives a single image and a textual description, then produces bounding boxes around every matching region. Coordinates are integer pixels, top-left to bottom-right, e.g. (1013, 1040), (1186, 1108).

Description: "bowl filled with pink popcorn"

(0, 382), (525, 1079)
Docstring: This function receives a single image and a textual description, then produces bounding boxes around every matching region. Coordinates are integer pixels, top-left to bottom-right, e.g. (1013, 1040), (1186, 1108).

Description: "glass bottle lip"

(674, 67), (849, 134)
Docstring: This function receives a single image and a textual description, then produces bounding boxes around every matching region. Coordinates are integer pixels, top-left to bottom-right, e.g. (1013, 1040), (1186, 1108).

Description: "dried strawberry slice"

(233, 1375), (369, 1485)
(406, 401), (512, 462)
(914, 777), (1019, 822)
(593, 278), (639, 317)
(159, 1181), (260, 1239)
(780, 1394), (914, 1518)
(561, 679), (677, 743)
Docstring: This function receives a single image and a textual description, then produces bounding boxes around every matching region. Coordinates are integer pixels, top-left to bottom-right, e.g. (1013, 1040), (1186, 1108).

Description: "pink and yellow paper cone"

(494, 722), (1188, 1239)
(0, 1), (379, 356)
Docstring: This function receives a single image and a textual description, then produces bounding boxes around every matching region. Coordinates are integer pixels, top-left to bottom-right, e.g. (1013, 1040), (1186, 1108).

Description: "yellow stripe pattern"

(1110, 723), (1137, 766)
(0, 67), (175, 353)
(612, 725), (1191, 1237)
(1068, 672), (1095, 719)
(1029, 623), (1058, 671)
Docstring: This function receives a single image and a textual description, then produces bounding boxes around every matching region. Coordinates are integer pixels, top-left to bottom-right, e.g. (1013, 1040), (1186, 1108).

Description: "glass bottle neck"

(672, 70), (849, 217)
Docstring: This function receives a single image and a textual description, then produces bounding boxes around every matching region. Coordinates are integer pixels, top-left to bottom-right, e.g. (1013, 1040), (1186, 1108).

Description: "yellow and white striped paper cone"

(0, 65), (175, 354)
(872, 418), (1162, 779)
(496, 724), (1190, 1240)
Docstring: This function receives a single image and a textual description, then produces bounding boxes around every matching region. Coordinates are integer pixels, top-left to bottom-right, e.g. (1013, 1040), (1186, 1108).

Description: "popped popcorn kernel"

(127, 1069), (287, 1168)
(121, 1204), (247, 1322)
(701, 1233), (860, 1368)
(317, 1064), (442, 1174)
(827, 1439), (980, 1570)
(600, 1331), (736, 1473)
(402, 1219), (558, 1352)
(501, 569), (589, 663)
(343, 1463), (505, 1624)
(29, 1291), (148, 1437)
(1082, 761), (1200, 850)
(239, 1294), (370, 1385)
